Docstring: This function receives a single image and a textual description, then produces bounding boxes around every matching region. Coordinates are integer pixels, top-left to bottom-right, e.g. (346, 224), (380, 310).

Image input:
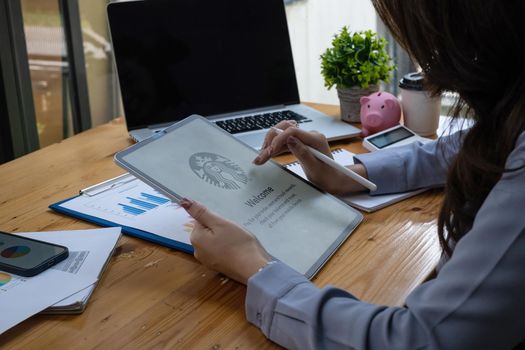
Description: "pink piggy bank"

(359, 91), (401, 137)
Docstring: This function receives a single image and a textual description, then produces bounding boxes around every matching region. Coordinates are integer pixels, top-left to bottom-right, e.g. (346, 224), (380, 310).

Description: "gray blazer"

(245, 131), (525, 349)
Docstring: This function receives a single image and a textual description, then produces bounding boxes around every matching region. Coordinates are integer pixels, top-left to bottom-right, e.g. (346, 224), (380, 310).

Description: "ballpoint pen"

(270, 127), (377, 191)
(80, 173), (136, 196)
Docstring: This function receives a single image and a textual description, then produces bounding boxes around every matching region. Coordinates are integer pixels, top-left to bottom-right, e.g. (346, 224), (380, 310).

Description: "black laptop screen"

(108, 0), (300, 130)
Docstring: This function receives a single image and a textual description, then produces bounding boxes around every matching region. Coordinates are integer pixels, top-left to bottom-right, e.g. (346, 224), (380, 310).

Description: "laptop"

(107, 0), (361, 149)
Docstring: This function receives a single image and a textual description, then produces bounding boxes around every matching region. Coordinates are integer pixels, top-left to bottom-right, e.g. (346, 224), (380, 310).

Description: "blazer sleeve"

(353, 131), (464, 195)
(245, 132), (525, 350)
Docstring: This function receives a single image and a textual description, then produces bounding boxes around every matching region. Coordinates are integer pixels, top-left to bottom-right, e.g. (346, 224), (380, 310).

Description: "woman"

(180, 0), (525, 348)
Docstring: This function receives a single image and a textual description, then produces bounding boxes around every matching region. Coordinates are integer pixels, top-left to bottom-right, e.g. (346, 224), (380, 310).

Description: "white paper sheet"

(21, 227), (121, 308)
(0, 228), (121, 332)
(0, 256), (94, 334)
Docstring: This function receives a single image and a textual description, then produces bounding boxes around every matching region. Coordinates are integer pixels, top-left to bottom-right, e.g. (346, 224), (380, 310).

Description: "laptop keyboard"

(214, 110), (312, 134)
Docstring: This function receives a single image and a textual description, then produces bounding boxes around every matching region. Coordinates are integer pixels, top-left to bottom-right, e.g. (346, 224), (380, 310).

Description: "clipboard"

(49, 174), (194, 253)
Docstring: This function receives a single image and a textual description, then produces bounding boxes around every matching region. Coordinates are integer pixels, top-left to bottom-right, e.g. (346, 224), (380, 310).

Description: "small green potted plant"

(321, 27), (396, 122)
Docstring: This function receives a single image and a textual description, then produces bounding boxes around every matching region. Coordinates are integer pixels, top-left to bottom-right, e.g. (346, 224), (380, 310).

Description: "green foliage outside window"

(321, 27), (396, 89)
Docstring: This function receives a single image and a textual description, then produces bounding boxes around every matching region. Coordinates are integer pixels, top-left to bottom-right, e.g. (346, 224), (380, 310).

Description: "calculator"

(362, 125), (432, 152)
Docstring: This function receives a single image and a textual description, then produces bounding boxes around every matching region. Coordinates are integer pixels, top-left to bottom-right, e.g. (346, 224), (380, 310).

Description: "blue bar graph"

(126, 197), (158, 210)
(118, 204), (146, 216)
(110, 191), (170, 217)
(140, 192), (170, 204)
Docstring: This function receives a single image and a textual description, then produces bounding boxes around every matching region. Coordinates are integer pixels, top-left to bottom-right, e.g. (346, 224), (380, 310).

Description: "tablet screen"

(116, 116), (361, 277)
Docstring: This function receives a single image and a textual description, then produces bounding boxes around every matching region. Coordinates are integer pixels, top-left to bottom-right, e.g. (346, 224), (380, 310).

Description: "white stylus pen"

(271, 127), (377, 191)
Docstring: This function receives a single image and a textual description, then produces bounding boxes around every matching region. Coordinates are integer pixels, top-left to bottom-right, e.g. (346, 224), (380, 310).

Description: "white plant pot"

(337, 85), (379, 123)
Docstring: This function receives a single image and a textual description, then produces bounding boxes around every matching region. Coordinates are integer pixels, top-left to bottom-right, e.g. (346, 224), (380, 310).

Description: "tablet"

(114, 115), (362, 278)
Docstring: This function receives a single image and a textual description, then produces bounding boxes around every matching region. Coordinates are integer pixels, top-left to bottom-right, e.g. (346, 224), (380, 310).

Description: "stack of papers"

(0, 227), (121, 334)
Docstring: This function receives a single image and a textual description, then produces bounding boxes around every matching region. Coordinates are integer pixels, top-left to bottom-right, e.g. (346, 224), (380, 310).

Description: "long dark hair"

(371, 0), (525, 256)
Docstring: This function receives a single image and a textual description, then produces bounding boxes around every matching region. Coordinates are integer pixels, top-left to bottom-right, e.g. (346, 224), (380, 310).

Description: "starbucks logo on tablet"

(189, 152), (248, 190)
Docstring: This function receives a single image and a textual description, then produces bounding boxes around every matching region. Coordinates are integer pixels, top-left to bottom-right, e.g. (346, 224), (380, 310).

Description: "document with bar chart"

(49, 176), (194, 252)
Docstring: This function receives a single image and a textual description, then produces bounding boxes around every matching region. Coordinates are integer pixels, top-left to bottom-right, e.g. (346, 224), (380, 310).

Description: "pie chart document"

(115, 116), (362, 278)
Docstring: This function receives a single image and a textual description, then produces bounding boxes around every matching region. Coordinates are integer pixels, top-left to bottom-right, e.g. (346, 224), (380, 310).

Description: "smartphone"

(0, 231), (69, 277)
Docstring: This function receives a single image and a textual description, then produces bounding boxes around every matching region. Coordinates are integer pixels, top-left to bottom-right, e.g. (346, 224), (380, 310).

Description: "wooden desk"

(0, 104), (441, 349)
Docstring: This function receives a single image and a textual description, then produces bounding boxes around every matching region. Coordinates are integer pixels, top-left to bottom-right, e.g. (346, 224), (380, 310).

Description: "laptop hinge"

(206, 105), (288, 121)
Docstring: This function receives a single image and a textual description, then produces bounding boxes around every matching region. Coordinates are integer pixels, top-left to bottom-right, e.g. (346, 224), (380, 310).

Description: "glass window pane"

(285, 0), (377, 105)
(21, 0), (73, 148)
(79, 0), (122, 127)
